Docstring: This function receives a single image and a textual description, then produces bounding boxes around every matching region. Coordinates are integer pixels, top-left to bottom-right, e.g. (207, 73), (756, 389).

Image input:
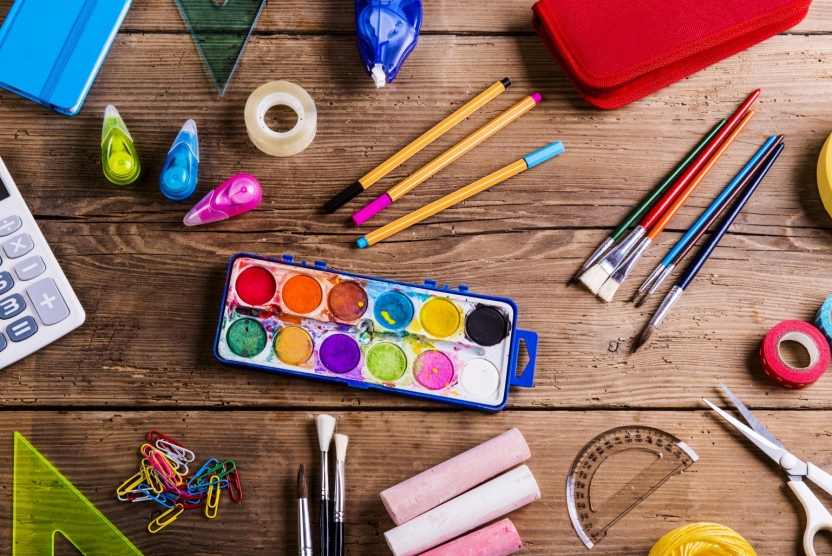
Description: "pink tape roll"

(759, 320), (830, 389)
(420, 519), (522, 556)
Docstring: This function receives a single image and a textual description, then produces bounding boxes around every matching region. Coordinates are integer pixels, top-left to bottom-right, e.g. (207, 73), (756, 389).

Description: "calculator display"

(0, 173), (9, 202)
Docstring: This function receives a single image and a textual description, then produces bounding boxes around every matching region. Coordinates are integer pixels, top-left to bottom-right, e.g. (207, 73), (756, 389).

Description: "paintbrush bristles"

(316, 414), (336, 452)
(335, 434), (349, 462)
(597, 277), (620, 303)
(578, 264), (609, 294)
(298, 464), (308, 499)
(632, 324), (656, 353)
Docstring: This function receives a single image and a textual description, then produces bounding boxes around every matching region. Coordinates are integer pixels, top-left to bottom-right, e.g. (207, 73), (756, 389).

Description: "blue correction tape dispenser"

(160, 119), (199, 201)
(356, 0), (422, 88)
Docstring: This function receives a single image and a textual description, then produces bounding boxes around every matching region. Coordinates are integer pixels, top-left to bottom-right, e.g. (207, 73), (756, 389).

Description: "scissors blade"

(719, 383), (786, 450)
(703, 398), (787, 466)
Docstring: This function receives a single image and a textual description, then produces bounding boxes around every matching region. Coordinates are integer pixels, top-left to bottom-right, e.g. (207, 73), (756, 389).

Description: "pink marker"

(183, 173), (262, 226)
(420, 519), (522, 556)
(352, 93), (542, 226)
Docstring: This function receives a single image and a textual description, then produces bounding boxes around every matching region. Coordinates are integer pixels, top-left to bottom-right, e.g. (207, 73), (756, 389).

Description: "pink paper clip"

(183, 173), (262, 226)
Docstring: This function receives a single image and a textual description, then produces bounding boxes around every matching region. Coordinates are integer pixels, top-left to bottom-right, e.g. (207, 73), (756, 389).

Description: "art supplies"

(356, 0), (422, 87)
(815, 295), (832, 346)
(381, 428), (531, 525)
(818, 131), (832, 218)
(298, 464), (313, 556)
(384, 465), (540, 556)
(325, 79), (512, 213)
(705, 383), (832, 556)
(634, 136), (784, 306)
(214, 253), (537, 411)
(420, 519), (523, 556)
(333, 434), (349, 556)
(14, 432), (143, 555)
(183, 174), (262, 226)
(532, 0), (811, 109)
(0, 0), (132, 115)
(596, 110), (756, 302)
(357, 141), (564, 248)
(579, 90), (760, 295)
(352, 93), (543, 226)
(245, 81), (317, 157)
(0, 157), (86, 370)
(174, 0), (267, 96)
(115, 430), (242, 533)
(633, 142), (784, 352)
(569, 119), (727, 286)
(760, 320), (830, 389)
(649, 523), (756, 556)
(160, 120), (199, 201)
(102, 105), (140, 186)
(316, 414), (336, 556)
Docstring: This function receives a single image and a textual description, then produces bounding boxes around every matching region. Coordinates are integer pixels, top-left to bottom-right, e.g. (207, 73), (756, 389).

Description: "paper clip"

(138, 484), (176, 509)
(116, 470), (145, 497)
(156, 438), (196, 471)
(180, 492), (207, 509)
(188, 458), (219, 490)
(227, 469), (243, 502)
(204, 475), (221, 519)
(141, 461), (165, 494)
(148, 503), (185, 534)
(147, 430), (185, 448)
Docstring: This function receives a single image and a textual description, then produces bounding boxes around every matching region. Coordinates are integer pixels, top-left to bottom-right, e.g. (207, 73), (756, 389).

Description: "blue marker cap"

(357, 237), (369, 249)
(160, 119), (199, 201)
(523, 140), (564, 169)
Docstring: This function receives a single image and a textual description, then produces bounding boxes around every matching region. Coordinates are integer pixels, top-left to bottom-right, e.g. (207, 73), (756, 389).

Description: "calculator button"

(3, 233), (33, 259)
(0, 271), (12, 295)
(7, 316), (37, 342)
(0, 333), (5, 352)
(0, 293), (25, 320)
(14, 256), (45, 281)
(26, 279), (69, 326)
(0, 215), (22, 237)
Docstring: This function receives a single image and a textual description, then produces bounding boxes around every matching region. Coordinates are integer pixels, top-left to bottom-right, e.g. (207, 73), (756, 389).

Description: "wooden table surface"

(2, 1), (832, 554)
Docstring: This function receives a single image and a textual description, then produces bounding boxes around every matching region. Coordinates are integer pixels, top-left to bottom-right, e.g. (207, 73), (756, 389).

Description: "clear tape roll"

(245, 81), (317, 157)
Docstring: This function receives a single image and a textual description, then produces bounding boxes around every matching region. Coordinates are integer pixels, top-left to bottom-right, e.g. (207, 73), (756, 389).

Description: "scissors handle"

(808, 463), (832, 498)
(789, 480), (832, 556)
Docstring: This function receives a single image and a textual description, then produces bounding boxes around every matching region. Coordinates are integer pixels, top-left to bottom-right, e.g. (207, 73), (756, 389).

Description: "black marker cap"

(324, 181), (365, 214)
(501, 77), (511, 88)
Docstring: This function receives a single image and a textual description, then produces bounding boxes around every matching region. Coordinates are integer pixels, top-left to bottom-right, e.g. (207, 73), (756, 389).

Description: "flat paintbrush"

(568, 118), (726, 286)
(316, 414), (336, 556)
(633, 135), (783, 307)
(633, 141), (784, 353)
(579, 89), (760, 295)
(596, 110), (755, 302)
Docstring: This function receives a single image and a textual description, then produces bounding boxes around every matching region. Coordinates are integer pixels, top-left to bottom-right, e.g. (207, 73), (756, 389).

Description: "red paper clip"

(227, 469), (243, 502)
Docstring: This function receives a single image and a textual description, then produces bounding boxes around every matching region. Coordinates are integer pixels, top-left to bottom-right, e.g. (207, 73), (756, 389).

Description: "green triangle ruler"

(175, 0), (269, 96)
(13, 432), (143, 556)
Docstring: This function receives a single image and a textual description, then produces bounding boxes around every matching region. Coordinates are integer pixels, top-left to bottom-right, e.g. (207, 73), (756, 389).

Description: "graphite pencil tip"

(298, 464), (308, 499)
(632, 324), (657, 353)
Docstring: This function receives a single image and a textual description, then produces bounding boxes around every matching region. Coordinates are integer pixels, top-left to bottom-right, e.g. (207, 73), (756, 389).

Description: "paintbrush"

(579, 89), (760, 295)
(632, 135), (783, 307)
(316, 414), (336, 556)
(632, 141), (784, 353)
(298, 464), (313, 556)
(596, 110), (755, 303)
(333, 434), (349, 556)
(568, 118), (727, 286)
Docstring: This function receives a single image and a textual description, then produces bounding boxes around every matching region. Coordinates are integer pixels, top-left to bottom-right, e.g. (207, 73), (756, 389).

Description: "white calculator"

(0, 156), (85, 369)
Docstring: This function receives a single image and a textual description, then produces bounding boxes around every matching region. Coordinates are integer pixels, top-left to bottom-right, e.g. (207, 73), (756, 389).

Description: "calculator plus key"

(0, 215), (21, 236)
(27, 279), (69, 325)
(0, 271), (12, 295)
(7, 316), (37, 342)
(3, 233), (33, 259)
(14, 256), (45, 281)
(0, 293), (25, 319)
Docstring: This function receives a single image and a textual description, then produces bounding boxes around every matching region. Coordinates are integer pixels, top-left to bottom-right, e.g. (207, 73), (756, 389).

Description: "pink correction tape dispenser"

(183, 173), (262, 226)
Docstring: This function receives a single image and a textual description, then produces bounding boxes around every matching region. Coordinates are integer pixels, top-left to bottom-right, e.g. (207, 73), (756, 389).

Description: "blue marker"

(160, 120), (199, 201)
(356, 0), (422, 87)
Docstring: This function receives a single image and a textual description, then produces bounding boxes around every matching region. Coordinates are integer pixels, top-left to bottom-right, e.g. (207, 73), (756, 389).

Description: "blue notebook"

(0, 0), (132, 116)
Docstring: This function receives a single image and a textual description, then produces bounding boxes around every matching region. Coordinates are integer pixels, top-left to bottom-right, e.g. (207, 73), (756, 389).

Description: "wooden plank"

(1, 410), (830, 555)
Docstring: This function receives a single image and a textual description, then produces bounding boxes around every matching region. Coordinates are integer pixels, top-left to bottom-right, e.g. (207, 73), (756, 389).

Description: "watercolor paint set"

(214, 253), (537, 411)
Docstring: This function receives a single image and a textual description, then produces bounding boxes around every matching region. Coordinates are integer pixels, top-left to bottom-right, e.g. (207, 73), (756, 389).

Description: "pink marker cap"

(352, 193), (392, 226)
(183, 173), (262, 226)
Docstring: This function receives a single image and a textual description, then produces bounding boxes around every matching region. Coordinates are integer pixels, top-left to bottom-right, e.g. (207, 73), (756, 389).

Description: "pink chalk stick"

(380, 428), (531, 526)
(352, 193), (392, 225)
(420, 519), (522, 556)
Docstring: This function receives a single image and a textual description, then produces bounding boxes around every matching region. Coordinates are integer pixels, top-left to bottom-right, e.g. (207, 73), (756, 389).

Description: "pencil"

(324, 79), (512, 213)
(357, 141), (564, 248)
(567, 118), (727, 286)
(597, 110), (755, 302)
(352, 92), (542, 226)
(633, 141), (785, 352)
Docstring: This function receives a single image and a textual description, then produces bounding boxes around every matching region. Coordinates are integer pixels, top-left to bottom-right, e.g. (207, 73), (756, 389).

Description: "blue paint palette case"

(214, 253), (537, 411)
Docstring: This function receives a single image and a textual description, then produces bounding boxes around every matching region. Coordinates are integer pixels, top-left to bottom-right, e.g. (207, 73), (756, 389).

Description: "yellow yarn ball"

(649, 523), (756, 556)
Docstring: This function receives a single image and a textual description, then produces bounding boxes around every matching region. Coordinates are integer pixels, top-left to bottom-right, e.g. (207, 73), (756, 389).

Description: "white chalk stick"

(380, 428), (531, 525)
(419, 518), (523, 556)
(384, 465), (540, 556)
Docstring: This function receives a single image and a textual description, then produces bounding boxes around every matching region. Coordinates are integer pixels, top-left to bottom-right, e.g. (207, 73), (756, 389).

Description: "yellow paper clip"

(141, 461), (165, 494)
(116, 470), (144, 497)
(205, 475), (221, 519)
(148, 503), (185, 534)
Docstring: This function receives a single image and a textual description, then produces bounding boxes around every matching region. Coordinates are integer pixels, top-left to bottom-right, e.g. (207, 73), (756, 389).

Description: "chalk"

(380, 428), (531, 525)
(419, 519), (522, 556)
(384, 465), (540, 556)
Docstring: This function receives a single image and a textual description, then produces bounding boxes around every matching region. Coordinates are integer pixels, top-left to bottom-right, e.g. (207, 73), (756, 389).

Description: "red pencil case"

(532, 0), (812, 109)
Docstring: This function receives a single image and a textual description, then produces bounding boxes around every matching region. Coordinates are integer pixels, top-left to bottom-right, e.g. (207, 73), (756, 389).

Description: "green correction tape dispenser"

(101, 105), (140, 185)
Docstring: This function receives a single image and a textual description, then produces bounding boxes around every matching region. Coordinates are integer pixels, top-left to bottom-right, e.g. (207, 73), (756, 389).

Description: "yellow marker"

(818, 131), (832, 218)
(358, 141), (564, 248)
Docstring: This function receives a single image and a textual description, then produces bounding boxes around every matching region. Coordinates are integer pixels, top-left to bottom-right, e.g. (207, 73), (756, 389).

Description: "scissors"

(704, 383), (832, 556)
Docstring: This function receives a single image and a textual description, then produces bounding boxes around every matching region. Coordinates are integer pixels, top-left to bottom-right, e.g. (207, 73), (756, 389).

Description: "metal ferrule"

(651, 286), (684, 327)
(583, 236), (614, 270)
(648, 265), (674, 295)
(334, 460), (345, 523)
(609, 237), (651, 283)
(298, 499), (313, 556)
(637, 264), (665, 294)
(598, 226), (646, 275)
(321, 452), (330, 500)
